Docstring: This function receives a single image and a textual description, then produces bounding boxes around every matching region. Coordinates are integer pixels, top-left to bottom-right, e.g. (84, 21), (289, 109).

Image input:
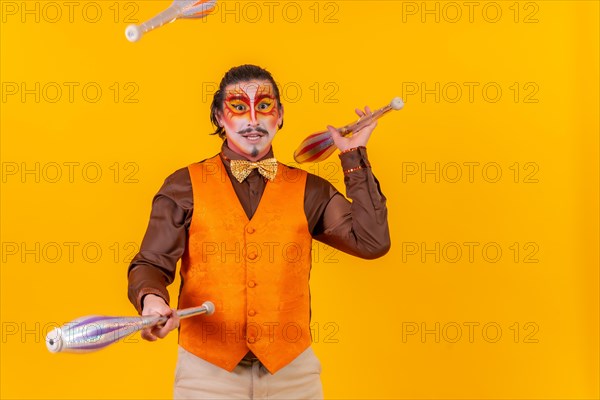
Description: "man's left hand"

(327, 106), (377, 152)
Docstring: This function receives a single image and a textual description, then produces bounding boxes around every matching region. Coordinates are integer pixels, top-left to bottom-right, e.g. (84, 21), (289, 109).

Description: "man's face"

(217, 80), (283, 160)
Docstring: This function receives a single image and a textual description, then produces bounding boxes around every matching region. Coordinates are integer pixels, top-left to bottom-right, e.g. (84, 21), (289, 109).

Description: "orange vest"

(178, 155), (313, 373)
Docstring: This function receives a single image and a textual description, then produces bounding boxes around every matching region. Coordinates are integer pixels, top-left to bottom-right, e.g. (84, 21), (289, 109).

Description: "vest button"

(246, 227), (255, 234)
(248, 281), (256, 288)
(248, 252), (258, 260)
(247, 336), (257, 344)
(248, 309), (256, 317)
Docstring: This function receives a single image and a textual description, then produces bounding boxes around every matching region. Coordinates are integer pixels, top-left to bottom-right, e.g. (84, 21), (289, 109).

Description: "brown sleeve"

(306, 147), (391, 259)
(127, 167), (193, 314)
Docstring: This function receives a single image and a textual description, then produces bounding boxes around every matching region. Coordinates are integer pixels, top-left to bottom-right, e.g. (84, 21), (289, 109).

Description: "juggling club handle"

(125, 5), (183, 42)
(339, 97), (404, 135)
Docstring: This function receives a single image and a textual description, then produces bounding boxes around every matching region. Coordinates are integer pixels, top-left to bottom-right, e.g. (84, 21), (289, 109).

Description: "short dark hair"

(210, 64), (284, 139)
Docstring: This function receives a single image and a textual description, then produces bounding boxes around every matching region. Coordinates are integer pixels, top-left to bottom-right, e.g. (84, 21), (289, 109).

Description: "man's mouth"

(239, 129), (268, 142)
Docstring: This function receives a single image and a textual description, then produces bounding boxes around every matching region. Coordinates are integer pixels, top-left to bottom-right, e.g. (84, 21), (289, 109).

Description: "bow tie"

(229, 157), (278, 183)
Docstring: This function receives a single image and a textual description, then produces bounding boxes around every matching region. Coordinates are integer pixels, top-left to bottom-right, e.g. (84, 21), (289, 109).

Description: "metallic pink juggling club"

(293, 97), (404, 163)
(45, 301), (215, 353)
(125, 0), (217, 42)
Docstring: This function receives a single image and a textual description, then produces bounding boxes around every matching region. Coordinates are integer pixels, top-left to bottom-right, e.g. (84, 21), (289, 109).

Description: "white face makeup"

(218, 80), (283, 161)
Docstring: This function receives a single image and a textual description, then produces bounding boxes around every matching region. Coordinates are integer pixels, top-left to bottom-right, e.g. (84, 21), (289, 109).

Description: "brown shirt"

(127, 141), (390, 313)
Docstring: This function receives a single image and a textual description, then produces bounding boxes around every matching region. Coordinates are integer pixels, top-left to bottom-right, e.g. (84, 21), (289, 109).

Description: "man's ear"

(277, 103), (284, 129)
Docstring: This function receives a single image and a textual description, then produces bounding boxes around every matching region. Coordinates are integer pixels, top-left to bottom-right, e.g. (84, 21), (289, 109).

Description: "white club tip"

(203, 301), (216, 316)
(390, 97), (404, 110)
(46, 328), (63, 353)
(125, 25), (142, 42)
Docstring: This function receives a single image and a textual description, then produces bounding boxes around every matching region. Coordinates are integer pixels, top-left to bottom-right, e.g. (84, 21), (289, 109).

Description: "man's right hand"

(141, 294), (180, 341)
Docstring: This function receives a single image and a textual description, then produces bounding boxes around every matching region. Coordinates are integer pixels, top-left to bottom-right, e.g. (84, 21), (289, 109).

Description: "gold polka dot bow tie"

(229, 158), (278, 183)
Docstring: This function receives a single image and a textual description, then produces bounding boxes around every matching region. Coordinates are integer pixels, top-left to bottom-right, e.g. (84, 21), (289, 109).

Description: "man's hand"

(141, 294), (180, 341)
(328, 106), (378, 152)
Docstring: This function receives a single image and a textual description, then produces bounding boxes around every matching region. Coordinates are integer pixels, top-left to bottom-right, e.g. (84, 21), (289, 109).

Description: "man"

(127, 64), (390, 399)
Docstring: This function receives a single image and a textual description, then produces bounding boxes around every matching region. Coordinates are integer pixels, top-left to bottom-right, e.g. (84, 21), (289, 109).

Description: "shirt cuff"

(339, 146), (371, 171)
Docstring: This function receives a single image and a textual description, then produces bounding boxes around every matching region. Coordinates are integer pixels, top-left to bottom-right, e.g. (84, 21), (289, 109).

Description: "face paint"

(218, 80), (282, 161)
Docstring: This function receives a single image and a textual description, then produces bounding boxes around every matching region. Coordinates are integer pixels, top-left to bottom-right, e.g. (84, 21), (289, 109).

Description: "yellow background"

(1, 0), (598, 398)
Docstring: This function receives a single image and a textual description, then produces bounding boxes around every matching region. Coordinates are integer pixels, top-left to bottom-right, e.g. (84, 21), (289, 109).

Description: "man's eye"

(228, 101), (247, 112)
(257, 101), (273, 111)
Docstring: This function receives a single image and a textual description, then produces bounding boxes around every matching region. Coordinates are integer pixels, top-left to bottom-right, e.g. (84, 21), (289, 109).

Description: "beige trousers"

(173, 346), (323, 399)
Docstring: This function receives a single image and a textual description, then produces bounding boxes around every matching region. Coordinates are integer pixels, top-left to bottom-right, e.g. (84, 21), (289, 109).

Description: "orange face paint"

(218, 80), (282, 161)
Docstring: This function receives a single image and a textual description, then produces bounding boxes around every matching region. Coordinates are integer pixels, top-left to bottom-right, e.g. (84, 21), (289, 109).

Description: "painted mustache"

(237, 127), (269, 135)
